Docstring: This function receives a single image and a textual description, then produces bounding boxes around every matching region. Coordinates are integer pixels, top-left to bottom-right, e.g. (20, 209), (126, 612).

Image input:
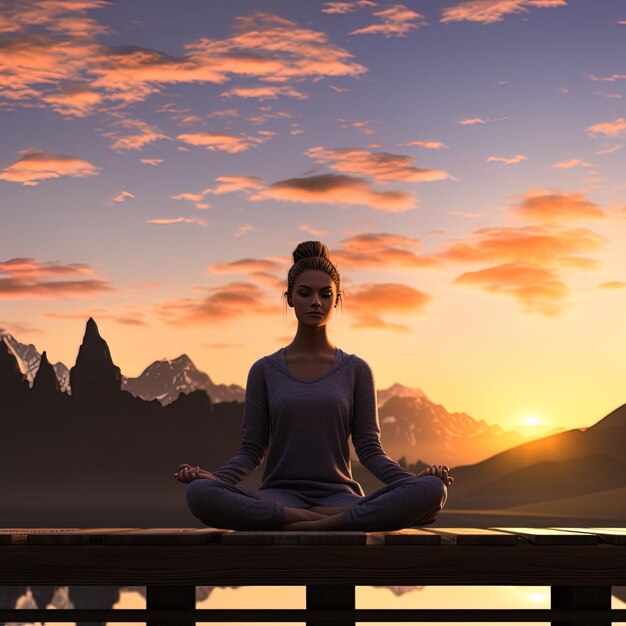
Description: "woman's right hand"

(417, 464), (455, 486)
(174, 464), (220, 483)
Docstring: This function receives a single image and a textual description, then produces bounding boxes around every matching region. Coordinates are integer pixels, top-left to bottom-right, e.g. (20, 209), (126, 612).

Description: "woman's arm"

(210, 359), (270, 484)
(351, 359), (417, 484)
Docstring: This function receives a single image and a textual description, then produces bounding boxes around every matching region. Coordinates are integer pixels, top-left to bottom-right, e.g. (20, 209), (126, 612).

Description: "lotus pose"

(176, 241), (453, 531)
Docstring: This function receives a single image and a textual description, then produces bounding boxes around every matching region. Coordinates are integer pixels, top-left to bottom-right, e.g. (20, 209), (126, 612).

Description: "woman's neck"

(287, 326), (335, 355)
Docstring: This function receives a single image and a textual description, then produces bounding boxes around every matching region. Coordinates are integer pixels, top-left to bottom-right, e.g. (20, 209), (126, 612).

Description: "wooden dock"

(1, 526), (626, 625)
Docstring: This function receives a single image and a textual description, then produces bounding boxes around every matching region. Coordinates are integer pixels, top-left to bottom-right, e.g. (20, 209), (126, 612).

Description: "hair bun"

(292, 241), (331, 264)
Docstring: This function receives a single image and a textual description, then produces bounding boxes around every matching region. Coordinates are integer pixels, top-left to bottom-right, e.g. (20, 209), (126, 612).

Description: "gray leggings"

(186, 475), (447, 531)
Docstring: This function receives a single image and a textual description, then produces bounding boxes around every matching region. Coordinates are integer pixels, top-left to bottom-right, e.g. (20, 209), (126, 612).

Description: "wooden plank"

(102, 528), (226, 545)
(0, 528), (140, 545)
(221, 531), (367, 545)
(550, 527), (626, 545)
(367, 529), (442, 545)
(491, 527), (598, 545)
(422, 527), (518, 545)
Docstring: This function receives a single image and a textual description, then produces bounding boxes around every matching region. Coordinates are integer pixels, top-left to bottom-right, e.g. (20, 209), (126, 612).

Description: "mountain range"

(1, 317), (625, 527)
(0, 327), (560, 467)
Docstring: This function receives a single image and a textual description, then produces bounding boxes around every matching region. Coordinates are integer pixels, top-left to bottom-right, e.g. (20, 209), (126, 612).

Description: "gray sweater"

(213, 347), (415, 497)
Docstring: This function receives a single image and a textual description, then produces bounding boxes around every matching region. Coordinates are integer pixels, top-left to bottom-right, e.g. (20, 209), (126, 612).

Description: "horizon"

(2, 0), (626, 435)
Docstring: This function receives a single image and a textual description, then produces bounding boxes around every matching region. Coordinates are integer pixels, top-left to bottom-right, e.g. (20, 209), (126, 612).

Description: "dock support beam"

(551, 585), (612, 626)
(147, 585), (195, 626)
(306, 584), (355, 626)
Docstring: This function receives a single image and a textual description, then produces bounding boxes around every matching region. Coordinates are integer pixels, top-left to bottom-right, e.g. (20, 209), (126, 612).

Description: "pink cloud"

(400, 141), (449, 150)
(441, 0), (567, 24)
(486, 154), (527, 164)
(111, 190), (135, 203)
(145, 217), (210, 227)
(299, 223), (330, 237)
(551, 159), (592, 169)
(220, 85), (308, 100)
(0, 150), (99, 185)
(586, 118), (626, 138)
(458, 117), (490, 125)
(350, 5), (428, 37)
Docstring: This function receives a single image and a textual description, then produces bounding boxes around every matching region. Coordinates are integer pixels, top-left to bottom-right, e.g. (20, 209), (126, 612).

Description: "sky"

(1, 0), (625, 434)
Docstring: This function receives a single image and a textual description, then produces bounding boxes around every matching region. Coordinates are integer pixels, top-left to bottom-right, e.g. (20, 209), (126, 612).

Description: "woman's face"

(290, 269), (337, 326)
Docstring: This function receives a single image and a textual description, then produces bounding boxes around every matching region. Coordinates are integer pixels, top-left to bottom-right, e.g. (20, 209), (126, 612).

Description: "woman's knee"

(414, 475), (447, 510)
(185, 478), (223, 514)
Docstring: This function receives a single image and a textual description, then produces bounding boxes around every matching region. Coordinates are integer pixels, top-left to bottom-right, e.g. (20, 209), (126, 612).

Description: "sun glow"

(522, 415), (542, 427)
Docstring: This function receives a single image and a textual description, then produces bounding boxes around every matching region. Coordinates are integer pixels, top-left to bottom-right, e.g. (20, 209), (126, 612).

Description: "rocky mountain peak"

(69, 318), (122, 393)
(32, 350), (62, 394)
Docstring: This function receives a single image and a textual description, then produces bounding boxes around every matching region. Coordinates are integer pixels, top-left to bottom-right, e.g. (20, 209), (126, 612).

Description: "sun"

(521, 415), (542, 427)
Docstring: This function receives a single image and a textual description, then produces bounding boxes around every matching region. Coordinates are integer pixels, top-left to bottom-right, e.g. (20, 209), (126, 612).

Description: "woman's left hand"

(417, 464), (455, 486)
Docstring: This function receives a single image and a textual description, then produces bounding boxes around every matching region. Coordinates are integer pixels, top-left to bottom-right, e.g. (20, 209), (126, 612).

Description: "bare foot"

(282, 506), (328, 524)
(281, 510), (347, 531)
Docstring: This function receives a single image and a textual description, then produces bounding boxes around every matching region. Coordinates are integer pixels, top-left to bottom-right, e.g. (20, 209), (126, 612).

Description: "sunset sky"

(1, 0), (625, 434)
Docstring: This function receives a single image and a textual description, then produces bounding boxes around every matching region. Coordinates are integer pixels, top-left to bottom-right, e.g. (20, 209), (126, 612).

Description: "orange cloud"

(586, 118), (626, 138)
(322, 1), (377, 14)
(0, 150), (99, 185)
(0, 257), (113, 300)
(156, 282), (272, 326)
(140, 158), (164, 165)
(145, 217), (210, 227)
(441, 0), (567, 24)
(177, 131), (273, 153)
(350, 5), (428, 37)
(453, 263), (568, 315)
(41, 82), (103, 117)
(331, 232), (437, 269)
(440, 225), (604, 266)
(170, 192), (209, 210)
(208, 258), (283, 274)
(305, 146), (451, 183)
(205, 175), (264, 194)
(487, 154), (527, 164)
(220, 85), (308, 100)
(347, 282), (431, 331)
(511, 190), (606, 222)
(252, 173), (417, 212)
(104, 117), (170, 151)
(1, 10), (366, 115)
(599, 281), (626, 290)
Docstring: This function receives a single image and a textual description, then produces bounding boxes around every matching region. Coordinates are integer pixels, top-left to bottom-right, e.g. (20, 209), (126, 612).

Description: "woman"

(176, 241), (453, 531)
